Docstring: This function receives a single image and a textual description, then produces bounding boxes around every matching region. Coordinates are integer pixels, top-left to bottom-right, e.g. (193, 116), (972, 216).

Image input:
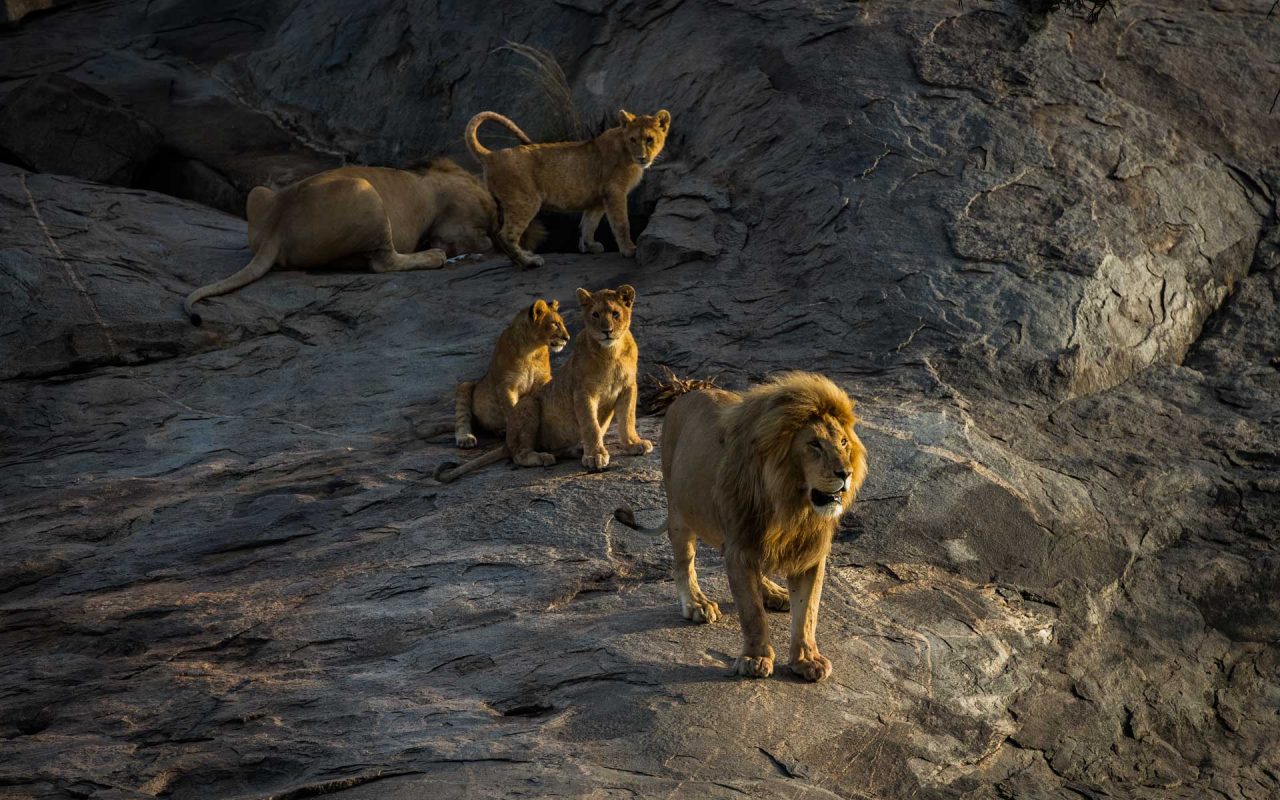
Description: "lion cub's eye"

(592, 311), (600, 319)
(611, 311), (621, 320)
(645, 136), (655, 146)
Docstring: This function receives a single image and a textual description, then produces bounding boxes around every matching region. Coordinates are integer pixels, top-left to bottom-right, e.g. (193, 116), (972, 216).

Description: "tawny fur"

(621, 372), (868, 682)
(183, 159), (533, 323)
(435, 285), (651, 482)
(418, 299), (569, 448)
(464, 109), (671, 268)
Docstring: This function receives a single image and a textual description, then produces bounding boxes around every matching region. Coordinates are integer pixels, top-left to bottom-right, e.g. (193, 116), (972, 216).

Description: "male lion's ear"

(530, 299), (549, 319)
(576, 288), (593, 306)
(618, 109), (636, 125)
(656, 109), (671, 131)
(616, 284), (636, 307)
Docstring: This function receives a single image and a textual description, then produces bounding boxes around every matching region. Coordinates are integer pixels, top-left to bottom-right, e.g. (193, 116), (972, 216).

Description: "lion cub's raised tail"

(434, 444), (511, 483)
(613, 507), (667, 535)
(465, 112), (535, 160)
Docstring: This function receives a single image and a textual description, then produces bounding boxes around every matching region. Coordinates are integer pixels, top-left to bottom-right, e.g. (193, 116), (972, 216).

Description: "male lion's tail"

(434, 444), (510, 483)
(465, 112), (534, 161)
(183, 239), (279, 326)
(613, 507), (667, 535)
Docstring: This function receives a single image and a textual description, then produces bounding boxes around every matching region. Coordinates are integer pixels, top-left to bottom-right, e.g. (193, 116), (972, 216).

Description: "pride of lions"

(182, 108), (869, 683)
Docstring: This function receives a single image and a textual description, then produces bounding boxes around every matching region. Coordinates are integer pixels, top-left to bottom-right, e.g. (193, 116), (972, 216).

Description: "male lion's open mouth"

(809, 488), (841, 508)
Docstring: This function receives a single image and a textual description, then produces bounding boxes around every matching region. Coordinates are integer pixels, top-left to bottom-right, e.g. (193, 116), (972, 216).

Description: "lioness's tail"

(613, 507), (667, 535)
(183, 240), (279, 325)
(465, 112), (534, 160)
(434, 444), (510, 483)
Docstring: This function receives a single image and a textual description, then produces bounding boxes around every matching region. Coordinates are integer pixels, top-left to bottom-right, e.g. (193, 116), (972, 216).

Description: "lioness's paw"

(733, 654), (774, 679)
(582, 449), (610, 471)
(455, 433), (478, 449)
(790, 654), (833, 683)
(622, 438), (654, 456)
(681, 596), (720, 624)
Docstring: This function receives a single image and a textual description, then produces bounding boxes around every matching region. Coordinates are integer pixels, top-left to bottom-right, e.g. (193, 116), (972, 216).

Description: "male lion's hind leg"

(668, 516), (720, 624)
(761, 577), (790, 612)
(506, 396), (555, 467)
(369, 247), (447, 273)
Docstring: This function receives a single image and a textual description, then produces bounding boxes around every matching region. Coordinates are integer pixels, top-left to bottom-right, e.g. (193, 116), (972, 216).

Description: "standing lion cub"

(434, 284), (651, 482)
(465, 109), (671, 268)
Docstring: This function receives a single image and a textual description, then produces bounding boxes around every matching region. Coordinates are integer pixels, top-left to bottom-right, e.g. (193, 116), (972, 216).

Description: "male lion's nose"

(833, 469), (850, 480)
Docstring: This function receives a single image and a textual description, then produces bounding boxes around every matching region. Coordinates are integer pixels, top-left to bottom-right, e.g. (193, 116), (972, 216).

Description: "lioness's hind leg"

(578, 207), (605, 254)
(370, 247), (447, 273)
(761, 577), (790, 612)
(669, 515), (719, 624)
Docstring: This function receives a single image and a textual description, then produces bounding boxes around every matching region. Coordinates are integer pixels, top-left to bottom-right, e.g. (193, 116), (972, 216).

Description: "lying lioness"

(618, 372), (868, 682)
(464, 109), (671, 268)
(183, 159), (531, 324)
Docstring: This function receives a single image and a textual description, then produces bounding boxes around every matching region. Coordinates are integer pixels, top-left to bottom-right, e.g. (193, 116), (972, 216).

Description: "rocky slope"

(1, 1), (1278, 798)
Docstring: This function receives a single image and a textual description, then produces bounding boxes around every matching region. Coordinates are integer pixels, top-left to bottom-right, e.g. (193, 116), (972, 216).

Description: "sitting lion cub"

(453, 299), (570, 447)
(617, 372), (868, 682)
(434, 285), (651, 482)
(465, 109), (671, 268)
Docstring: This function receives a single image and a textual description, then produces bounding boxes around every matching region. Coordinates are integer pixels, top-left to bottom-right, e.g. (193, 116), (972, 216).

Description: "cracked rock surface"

(2, 1), (1278, 798)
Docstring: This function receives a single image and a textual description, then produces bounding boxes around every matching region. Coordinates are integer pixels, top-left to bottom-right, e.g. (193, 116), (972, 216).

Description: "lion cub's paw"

(455, 433), (478, 449)
(521, 254), (546, 269)
(681, 596), (720, 624)
(619, 243), (637, 258)
(579, 240), (605, 255)
(622, 438), (654, 456)
(733, 654), (774, 679)
(582, 449), (610, 472)
(789, 654), (833, 683)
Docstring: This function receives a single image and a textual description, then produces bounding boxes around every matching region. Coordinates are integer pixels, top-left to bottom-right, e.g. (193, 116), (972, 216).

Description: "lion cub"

(434, 285), (651, 482)
(417, 299), (569, 446)
(465, 109), (671, 268)
(454, 299), (570, 447)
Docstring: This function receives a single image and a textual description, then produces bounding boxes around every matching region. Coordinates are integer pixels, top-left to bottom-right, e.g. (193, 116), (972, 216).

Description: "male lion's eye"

(592, 311), (600, 319)
(840, 437), (848, 447)
(808, 441), (822, 452)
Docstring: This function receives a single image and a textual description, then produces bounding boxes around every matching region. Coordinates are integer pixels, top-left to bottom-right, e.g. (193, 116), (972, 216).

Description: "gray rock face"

(1, 2), (1277, 799)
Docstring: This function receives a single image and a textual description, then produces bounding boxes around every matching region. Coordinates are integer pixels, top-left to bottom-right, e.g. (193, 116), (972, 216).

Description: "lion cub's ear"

(618, 109), (636, 125)
(656, 109), (671, 131)
(576, 288), (594, 306)
(530, 299), (550, 319)
(616, 284), (636, 307)
(550, 299), (560, 312)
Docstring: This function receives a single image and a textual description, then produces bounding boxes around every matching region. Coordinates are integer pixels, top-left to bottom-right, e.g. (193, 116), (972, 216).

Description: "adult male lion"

(619, 372), (867, 681)
(182, 159), (535, 324)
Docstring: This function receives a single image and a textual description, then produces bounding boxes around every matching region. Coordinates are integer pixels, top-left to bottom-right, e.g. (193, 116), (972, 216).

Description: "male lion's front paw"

(622, 438), (654, 456)
(582, 448), (610, 471)
(680, 596), (720, 624)
(732, 654), (774, 679)
(790, 654), (833, 683)
(455, 433), (478, 449)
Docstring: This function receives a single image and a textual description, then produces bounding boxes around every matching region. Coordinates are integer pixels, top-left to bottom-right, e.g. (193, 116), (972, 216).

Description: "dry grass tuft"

(643, 366), (720, 415)
(496, 42), (590, 142)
